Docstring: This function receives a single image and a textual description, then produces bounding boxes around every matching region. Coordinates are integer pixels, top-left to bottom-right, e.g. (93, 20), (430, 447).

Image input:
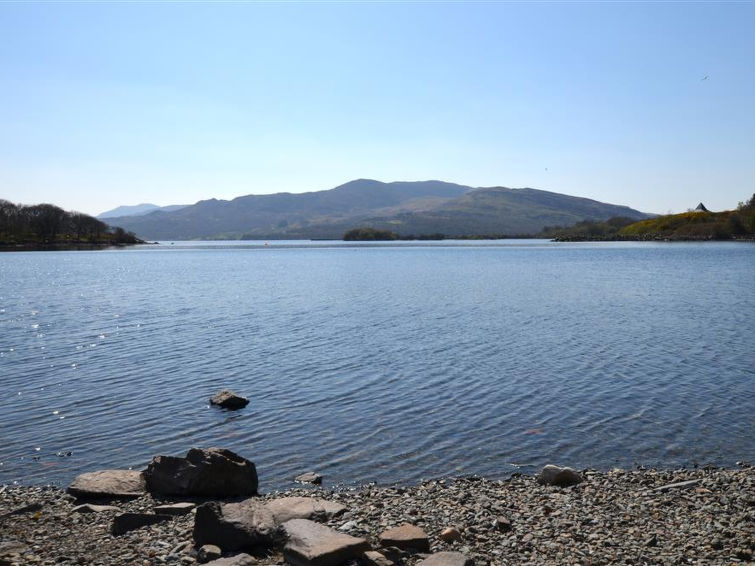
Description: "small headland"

(0, 199), (144, 251)
(1, 449), (751, 565)
(543, 195), (755, 242)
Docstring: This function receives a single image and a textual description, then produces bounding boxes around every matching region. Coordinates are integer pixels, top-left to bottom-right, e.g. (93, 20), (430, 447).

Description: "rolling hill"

(104, 179), (651, 240)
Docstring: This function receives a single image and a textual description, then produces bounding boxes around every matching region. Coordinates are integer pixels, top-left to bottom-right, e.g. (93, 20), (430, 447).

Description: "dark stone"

(193, 500), (283, 552)
(112, 512), (172, 535)
(210, 390), (249, 409)
(537, 465), (584, 487)
(145, 447), (257, 496)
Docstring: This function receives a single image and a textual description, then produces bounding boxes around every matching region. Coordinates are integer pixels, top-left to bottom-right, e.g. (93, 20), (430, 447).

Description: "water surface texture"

(1, 240), (753, 489)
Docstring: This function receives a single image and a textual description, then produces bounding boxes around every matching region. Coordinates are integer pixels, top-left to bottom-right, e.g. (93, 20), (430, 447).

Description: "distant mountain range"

(98, 203), (187, 219)
(102, 179), (652, 240)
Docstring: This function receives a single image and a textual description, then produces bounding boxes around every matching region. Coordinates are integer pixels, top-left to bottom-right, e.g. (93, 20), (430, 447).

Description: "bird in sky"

(701, 75), (709, 81)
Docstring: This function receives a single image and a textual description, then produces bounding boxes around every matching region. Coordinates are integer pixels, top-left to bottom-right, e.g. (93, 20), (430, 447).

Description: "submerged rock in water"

(210, 390), (249, 409)
(144, 447), (258, 496)
(67, 470), (146, 499)
(536, 464), (584, 487)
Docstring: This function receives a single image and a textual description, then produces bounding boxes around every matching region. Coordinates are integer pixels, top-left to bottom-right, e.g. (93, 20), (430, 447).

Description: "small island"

(0, 199), (143, 251)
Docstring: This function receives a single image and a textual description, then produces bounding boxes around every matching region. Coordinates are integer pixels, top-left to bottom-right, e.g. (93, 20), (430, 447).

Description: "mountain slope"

(106, 180), (650, 240)
(98, 203), (187, 219)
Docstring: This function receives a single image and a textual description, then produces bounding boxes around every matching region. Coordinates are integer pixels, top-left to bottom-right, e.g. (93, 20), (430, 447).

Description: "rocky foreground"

(1, 463), (753, 566)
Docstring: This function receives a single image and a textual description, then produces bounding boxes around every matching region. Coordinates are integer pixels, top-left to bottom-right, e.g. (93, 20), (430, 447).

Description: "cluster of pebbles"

(1, 464), (752, 566)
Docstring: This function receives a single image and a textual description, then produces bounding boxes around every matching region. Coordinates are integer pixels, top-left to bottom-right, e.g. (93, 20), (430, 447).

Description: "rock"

(361, 550), (394, 566)
(493, 517), (512, 532)
(536, 465), (584, 487)
(265, 497), (346, 524)
(416, 552), (474, 566)
(295, 472), (323, 485)
(111, 512), (172, 535)
(205, 555), (257, 566)
(71, 503), (120, 513)
(193, 500), (283, 552)
(145, 447), (258, 496)
(67, 469), (146, 499)
(210, 390), (249, 409)
(379, 524), (430, 552)
(169, 541), (193, 556)
(439, 527), (462, 543)
(652, 479), (700, 492)
(197, 544), (222, 563)
(154, 502), (196, 516)
(283, 519), (370, 566)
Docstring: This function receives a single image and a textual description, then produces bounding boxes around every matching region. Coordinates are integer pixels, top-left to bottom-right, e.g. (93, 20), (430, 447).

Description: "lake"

(1, 240), (753, 490)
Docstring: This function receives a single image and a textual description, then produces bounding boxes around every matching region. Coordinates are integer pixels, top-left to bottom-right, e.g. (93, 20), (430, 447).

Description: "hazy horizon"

(2, 2), (753, 216)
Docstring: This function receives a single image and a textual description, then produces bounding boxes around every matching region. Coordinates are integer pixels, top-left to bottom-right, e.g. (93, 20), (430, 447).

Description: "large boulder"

(283, 519), (370, 566)
(193, 499), (283, 552)
(145, 448), (257, 496)
(67, 470), (146, 499)
(537, 464), (584, 487)
(193, 497), (346, 553)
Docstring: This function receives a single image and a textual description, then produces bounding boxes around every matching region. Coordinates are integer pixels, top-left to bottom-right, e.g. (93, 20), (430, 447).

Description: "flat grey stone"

(379, 524), (430, 552)
(537, 465), (584, 487)
(67, 470), (146, 499)
(283, 519), (370, 566)
(112, 512), (172, 535)
(205, 554), (257, 566)
(265, 497), (346, 524)
(154, 502), (196, 515)
(416, 552), (474, 566)
(72, 503), (120, 513)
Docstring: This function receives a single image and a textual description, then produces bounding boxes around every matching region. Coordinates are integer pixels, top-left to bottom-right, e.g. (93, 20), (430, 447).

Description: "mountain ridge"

(103, 179), (652, 240)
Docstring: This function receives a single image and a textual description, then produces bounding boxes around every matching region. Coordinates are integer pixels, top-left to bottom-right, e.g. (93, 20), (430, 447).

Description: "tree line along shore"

(0, 199), (143, 250)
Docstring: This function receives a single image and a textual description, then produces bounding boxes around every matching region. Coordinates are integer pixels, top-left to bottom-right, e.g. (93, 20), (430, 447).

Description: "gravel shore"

(1, 465), (752, 565)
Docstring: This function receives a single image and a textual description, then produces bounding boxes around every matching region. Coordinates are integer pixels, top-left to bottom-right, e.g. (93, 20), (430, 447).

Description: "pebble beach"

(1, 464), (752, 566)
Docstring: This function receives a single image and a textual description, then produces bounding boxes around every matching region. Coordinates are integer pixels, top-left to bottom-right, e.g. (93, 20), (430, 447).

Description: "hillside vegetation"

(0, 200), (142, 248)
(545, 195), (755, 241)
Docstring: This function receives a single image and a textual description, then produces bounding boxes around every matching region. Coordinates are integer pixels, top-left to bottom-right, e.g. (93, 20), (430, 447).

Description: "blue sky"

(1, 1), (753, 216)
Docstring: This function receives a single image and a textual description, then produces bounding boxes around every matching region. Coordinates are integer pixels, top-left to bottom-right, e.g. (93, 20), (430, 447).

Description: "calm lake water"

(1, 240), (753, 490)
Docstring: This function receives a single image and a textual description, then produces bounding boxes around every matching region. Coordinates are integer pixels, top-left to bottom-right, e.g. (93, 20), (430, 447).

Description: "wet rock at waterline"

(295, 472), (323, 485)
(536, 464), (584, 487)
(210, 390), (249, 409)
(145, 447), (258, 496)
